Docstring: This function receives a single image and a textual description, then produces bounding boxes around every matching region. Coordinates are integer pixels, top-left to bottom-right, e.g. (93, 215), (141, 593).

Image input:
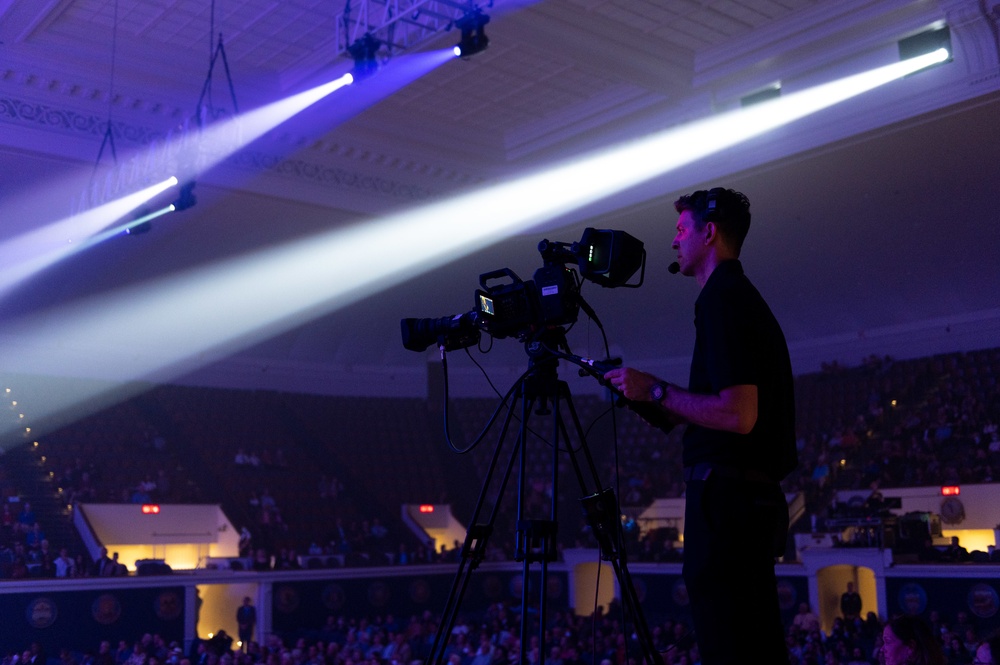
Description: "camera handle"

(478, 267), (523, 290)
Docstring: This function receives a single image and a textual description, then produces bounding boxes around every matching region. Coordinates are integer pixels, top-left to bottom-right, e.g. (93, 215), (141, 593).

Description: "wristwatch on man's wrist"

(650, 381), (670, 404)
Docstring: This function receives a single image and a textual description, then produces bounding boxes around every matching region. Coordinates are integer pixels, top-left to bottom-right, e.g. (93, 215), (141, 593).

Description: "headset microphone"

(668, 262), (680, 274)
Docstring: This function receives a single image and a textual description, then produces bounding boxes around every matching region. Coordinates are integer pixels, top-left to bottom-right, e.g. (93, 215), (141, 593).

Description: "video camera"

(401, 228), (644, 353)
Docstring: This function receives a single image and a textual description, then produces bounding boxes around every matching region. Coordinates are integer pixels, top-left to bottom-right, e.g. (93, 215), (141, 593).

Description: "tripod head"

(523, 326), (571, 363)
(522, 329), (624, 400)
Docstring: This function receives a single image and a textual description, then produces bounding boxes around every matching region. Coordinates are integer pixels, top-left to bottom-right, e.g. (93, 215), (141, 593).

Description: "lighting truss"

(336, 0), (490, 57)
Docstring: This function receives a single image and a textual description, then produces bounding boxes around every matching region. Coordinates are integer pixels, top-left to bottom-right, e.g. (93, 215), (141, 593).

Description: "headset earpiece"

(704, 187), (724, 222)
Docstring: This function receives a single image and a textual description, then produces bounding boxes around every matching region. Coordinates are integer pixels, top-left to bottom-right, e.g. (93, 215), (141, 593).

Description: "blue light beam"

(0, 48), (948, 440)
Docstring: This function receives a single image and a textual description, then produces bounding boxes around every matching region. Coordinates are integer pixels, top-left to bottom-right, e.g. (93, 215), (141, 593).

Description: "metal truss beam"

(335, 0), (486, 57)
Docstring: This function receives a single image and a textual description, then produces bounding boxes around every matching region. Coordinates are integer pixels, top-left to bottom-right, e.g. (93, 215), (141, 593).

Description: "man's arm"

(625, 400), (680, 432)
(664, 383), (758, 435)
(603, 367), (758, 434)
(601, 367), (678, 430)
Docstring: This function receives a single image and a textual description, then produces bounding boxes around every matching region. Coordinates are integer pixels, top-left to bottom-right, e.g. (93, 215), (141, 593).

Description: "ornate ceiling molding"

(0, 91), (440, 205)
(0, 94), (161, 144)
(228, 150), (433, 202)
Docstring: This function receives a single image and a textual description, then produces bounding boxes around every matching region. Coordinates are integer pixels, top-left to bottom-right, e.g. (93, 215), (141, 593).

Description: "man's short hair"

(674, 187), (752, 253)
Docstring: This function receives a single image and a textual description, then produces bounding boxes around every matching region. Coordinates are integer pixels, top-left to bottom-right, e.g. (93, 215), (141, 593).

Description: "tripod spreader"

(515, 519), (559, 563)
(581, 488), (627, 561)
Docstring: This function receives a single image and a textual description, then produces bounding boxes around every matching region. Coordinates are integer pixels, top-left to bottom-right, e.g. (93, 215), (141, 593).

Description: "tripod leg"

(557, 383), (665, 665)
(514, 389), (556, 665)
(425, 388), (525, 665)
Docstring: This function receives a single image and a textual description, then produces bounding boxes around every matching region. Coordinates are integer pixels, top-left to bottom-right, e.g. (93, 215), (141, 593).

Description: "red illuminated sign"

(419, 505), (434, 513)
(940, 486), (960, 496)
(141, 504), (161, 514)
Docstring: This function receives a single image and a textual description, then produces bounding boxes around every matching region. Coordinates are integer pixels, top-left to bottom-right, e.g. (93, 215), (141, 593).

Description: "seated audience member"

(93, 547), (115, 576)
(1, 502), (15, 534)
(109, 552), (127, 576)
(251, 549), (272, 571)
(792, 602), (821, 635)
(976, 631), (1000, 665)
(942, 536), (970, 563)
(54, 547), (76, 578)
(17, 501), (37, 532)
(28, 536), (53, 564)
(9, 554), (29, 578)
(880, 615), (946, 665)
(37, 552), (57, 577)
(25, 523), (46, 550)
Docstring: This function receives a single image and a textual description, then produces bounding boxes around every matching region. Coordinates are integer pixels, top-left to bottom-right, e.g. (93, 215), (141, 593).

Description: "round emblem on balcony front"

(26, 597), (58, 629)
(92, 594), (122, 625)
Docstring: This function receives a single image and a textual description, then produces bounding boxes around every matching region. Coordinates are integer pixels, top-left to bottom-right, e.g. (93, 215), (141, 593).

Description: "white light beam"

(0, 49), (949, 439)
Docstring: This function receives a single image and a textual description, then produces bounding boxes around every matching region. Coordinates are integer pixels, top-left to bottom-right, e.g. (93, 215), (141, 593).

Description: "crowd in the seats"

(786, 349), (1000, 540)
(0, 499), (85, 580)
(3, 600), (1000, 665)
(3, 347), (1000, 572)
(0, 490), (131, 578)
(1, 346), (1000, 664)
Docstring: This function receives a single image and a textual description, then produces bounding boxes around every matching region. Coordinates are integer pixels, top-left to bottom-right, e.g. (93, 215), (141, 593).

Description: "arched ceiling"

(1, 0), (999, 426)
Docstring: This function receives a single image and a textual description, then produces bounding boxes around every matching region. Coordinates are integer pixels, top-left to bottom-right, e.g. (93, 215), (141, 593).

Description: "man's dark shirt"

(682, 259), (796, 479)
(237, 604), (256, 630)
(841, 591), (862, 618)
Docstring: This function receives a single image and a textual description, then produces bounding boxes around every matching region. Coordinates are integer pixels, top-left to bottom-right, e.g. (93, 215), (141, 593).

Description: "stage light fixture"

(348, 33), (382, 79)
(899, 25), (952, 64)
(172, 181), (197, 212)
(453, 9), (489, 58)
(741, 84), (782, 108)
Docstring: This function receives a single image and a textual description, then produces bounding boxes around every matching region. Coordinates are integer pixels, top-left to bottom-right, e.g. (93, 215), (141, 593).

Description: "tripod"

(425, 329), (663, 665)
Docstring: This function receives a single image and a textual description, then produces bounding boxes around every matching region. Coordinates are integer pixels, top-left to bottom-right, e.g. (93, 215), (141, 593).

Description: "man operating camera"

(604, 187), (796, 665)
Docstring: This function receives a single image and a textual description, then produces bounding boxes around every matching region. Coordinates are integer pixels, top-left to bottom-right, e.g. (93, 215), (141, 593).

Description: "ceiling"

(1, 0), (999, 435)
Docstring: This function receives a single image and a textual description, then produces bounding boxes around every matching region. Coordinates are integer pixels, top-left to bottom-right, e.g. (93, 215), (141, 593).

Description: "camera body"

(401, 227), (644, 353)
(474, 264), (580, 340)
